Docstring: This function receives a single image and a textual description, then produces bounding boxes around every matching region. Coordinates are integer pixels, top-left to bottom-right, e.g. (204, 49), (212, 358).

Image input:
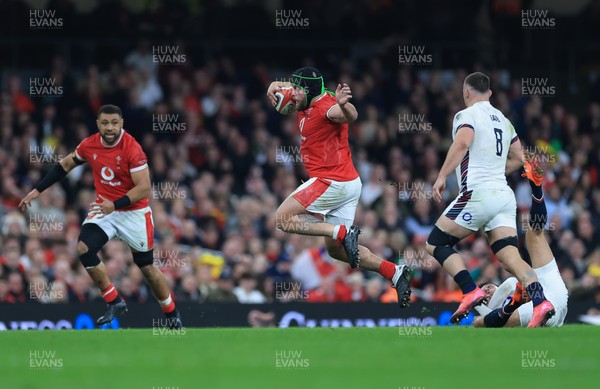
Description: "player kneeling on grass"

(19, 104), (182, 329)
(266, 67), (412, 308)
(474, 152), (568, 327)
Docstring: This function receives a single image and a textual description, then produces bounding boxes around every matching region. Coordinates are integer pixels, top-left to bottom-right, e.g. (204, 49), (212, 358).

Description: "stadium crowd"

(0, 1), (599, 309)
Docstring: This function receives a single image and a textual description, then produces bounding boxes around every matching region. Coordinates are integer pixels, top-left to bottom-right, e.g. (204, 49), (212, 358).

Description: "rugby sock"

(529, 193), (547, 230)
(159, 294), (176, 314)
(483, 308), (512, 327)
(529, 179), (543, 200)
(526, 282), (546, 307)
(378, 260), (396, 281)
(332, 225), (347, 244)
(453, 270), (476, 294)
(101, 283), (122, 305)
(483, 295), (522, 327)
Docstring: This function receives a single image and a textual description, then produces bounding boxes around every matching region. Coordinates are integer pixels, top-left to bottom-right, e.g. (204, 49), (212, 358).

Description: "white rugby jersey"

(452, 101), (518, 192)
(487, 260), (568, 313)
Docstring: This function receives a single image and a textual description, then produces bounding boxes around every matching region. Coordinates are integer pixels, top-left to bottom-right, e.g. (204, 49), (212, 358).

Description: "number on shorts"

(494, 128), (503, 156)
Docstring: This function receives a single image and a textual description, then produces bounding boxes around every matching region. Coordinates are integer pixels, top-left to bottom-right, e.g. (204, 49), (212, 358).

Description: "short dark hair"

(478, 281), (497, 289)
(240, 272), (255, 280)
(97, 104), (122, 118)
(464, 72), (490, 93)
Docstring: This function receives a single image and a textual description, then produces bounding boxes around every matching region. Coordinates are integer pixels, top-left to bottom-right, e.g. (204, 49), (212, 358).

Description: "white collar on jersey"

(472, 101), (491, 106)
(307, 93), (327, 108)
(100, 128), (125, 148)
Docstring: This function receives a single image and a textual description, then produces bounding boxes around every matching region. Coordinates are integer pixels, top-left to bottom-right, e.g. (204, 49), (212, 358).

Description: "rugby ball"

(274, 86), (296, 115)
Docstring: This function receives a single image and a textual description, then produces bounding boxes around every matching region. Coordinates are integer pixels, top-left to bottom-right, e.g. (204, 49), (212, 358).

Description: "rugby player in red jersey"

(267, 67), (412, 308)
(20, 105), (182, 328)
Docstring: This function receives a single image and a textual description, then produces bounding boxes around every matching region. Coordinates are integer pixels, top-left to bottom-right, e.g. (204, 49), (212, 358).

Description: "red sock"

(101, 283), (119, 303)
(378, 261), (396, 281)
(159, 294), (176, 313)
(333, 225), (347, 244)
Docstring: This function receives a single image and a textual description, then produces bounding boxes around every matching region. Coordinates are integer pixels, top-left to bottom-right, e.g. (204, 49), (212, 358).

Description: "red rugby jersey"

(296, 93), (358, 181)
(74, 129), (149, 211)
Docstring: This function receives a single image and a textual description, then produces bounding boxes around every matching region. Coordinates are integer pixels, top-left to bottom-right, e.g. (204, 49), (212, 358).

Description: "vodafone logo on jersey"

(100, 167), (122, 187)
(101, 167), (115, 180)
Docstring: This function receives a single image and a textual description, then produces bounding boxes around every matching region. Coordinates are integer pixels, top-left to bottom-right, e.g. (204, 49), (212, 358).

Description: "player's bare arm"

(505, 138), (525, 175)
(90, 167), (151, 217)
(432, 127), (474, 202)
(327, 83), (358, 124)
(19, 152), (82, 211)
(266, 81), (293, 106)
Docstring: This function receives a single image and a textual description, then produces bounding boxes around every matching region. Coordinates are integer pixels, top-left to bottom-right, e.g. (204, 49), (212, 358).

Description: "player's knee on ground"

(77, 224), (109, 268)
(133, 250), (154, 268)
(490, 236), (518, 257)
(426, 226), (460, 266)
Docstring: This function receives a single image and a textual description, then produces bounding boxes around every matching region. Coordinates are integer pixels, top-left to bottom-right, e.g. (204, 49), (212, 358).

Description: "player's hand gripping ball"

(274, 86), (296, 115)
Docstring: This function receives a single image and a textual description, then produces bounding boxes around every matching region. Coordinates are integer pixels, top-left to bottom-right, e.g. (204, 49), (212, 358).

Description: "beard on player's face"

(292, 87), (308, 111)
(97, 114), (123, 145)
(99, 126), (121, 145)
(295, 99), (307, 111)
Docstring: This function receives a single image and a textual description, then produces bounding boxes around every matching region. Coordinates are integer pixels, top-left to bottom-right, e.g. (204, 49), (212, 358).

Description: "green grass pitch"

(1, 325), (598, 389)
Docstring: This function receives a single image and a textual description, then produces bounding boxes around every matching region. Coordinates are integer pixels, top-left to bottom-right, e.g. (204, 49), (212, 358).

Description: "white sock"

(332, 225), (341, 240)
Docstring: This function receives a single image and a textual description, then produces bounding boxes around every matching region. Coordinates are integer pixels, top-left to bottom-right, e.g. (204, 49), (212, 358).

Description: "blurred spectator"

(233, 273), (266, 303)
(5, 272), (27, 303)
(206, 270), (238, 303)
(365, 278), (384, 302)
(175, 274), (199, 302)
(68, 274), (92, 303)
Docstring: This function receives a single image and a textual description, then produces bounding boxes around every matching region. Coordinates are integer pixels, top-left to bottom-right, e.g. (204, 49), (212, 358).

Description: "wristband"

(35, 164), (68, 193)
(113, 195), (132, 209)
